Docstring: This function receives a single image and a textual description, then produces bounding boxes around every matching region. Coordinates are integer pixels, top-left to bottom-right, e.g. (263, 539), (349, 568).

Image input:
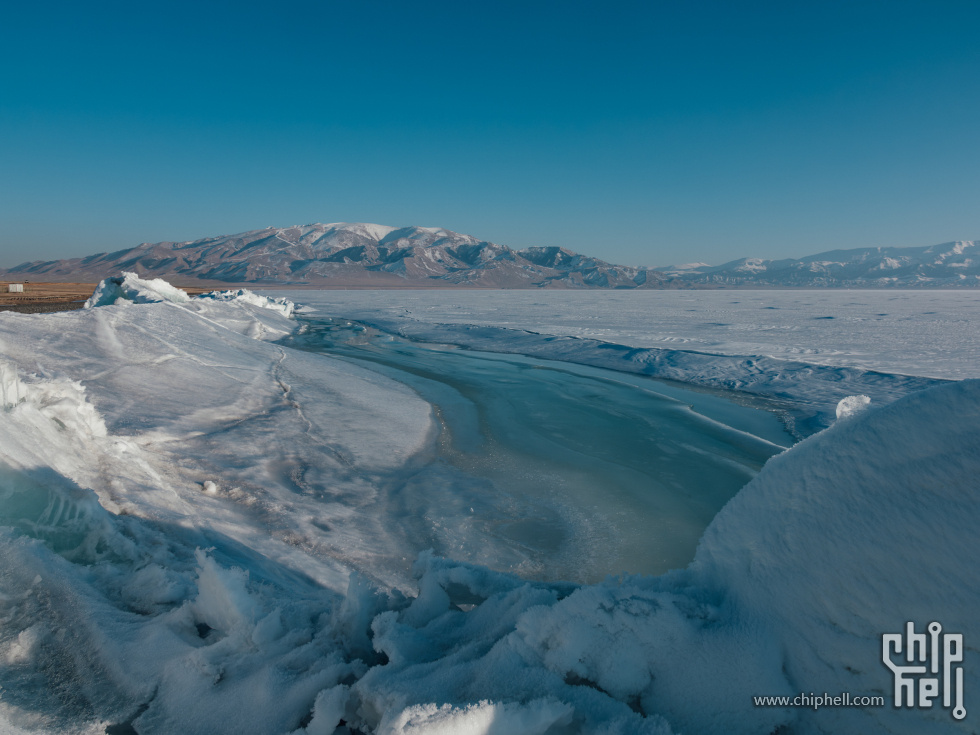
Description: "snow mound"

(197, 288), (295, 317)
(84, 272), (191, 308)
(694, 379), (980, 734)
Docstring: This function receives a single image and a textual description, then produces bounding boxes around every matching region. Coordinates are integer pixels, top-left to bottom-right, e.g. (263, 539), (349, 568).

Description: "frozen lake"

(2, 280), (977, 735)
(273, 288), (980, 379)
(261, 288), (980, 580)
(284, 316), (792, 581)
(268, 288), (971, 435)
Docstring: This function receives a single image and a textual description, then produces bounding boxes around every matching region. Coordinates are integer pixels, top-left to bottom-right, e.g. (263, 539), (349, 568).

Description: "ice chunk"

(835, 394), (871, 419)
(378, 698), (574, 735)
(191, 549), (261, 634)
(84, 272), (191, 308)
(299, 685), (350, 735)
(197, 288), (295, 318)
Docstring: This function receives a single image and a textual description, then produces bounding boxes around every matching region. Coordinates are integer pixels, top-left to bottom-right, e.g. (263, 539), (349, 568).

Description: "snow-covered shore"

(0, 276), (976, 734)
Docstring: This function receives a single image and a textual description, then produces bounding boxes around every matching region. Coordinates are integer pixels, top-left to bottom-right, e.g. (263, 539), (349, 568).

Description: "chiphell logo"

(882, 622), (965, 720)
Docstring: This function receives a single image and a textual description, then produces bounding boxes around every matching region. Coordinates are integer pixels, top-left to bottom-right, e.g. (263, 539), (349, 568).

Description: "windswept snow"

(0, 282), (434, 591)
(0, 278), (976, 734)
(692, 379), (980, 734)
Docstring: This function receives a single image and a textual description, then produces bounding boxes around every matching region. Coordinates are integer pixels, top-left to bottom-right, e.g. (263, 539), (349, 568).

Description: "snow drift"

(0, 276), (975, 734)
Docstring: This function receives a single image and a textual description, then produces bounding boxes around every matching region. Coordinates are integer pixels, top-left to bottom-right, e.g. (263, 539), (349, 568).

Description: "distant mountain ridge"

(2, 223), (663, 289)
(657, 240), (980, 287)
(3, 224), (978, 288)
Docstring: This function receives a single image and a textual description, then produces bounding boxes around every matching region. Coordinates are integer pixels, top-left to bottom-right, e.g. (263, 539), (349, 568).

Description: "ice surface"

(263, 289), (980, 379)
(282, 318), (790, 581)
(269, 289), (979, 433)
(0, 278), (975, 734)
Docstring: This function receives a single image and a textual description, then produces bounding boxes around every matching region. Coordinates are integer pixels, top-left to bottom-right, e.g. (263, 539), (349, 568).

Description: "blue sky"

(1, 0), (978, 267)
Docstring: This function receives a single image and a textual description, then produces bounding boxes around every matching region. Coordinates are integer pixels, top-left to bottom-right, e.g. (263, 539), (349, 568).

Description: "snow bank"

(0, 278), (435, 585)
(692, 379), (980, 733)
(0, 515), (356, 734)
(0, 280), (435, 733)
(378, 698), (574, 735)
(0, 361), (165, 512)
(84, 271), (191, 307)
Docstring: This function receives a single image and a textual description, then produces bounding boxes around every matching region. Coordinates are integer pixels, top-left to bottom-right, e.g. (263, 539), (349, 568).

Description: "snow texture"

(0, 277), (975, 734)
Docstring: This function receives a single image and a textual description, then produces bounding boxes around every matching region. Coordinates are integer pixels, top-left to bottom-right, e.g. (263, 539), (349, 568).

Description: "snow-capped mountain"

(7, 226), (978, 288)
(657, 241), (980, 287)
(3, 223), (662, 289)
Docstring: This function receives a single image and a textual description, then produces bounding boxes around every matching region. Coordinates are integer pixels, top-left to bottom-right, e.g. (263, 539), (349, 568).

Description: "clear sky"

(1, 0), (978, 268)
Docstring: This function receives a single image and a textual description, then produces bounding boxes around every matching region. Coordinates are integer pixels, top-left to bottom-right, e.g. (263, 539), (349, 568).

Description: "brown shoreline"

(0, 282), (213, 313)
(0, 301), (87, 314)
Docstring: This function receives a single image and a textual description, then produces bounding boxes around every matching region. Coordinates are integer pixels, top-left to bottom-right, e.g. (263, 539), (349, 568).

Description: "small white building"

(7, 284), (23, 293)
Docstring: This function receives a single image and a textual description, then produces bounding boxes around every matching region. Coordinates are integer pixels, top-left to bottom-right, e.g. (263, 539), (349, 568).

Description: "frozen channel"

(284, 316), (794, 584)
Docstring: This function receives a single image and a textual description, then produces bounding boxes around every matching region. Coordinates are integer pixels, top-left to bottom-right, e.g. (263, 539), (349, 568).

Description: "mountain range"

(656, 241), (980, 287)
(1, 223), (662, 289)
(2, 223), (977, 288)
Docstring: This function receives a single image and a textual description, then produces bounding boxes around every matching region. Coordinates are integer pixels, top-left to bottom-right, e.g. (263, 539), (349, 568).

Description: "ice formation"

(835, 394), (871, 419)
(83, 271), (192, 308)
(276, 289), (980, 433)
(0, 276), (974, 734)
(197, 288), (296, 318)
